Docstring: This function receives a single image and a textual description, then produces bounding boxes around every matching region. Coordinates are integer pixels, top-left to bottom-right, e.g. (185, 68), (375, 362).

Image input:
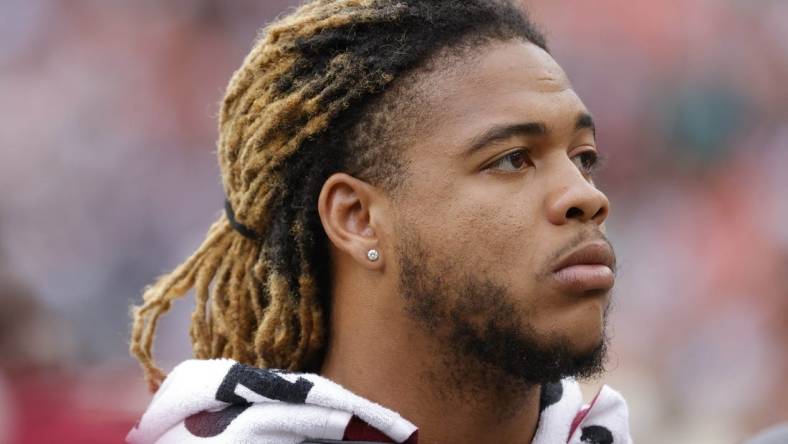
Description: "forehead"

(404, 39), (584, 158)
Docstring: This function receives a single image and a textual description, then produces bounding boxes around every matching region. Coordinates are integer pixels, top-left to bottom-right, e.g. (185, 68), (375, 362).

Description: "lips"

(551, 241), (616, 292)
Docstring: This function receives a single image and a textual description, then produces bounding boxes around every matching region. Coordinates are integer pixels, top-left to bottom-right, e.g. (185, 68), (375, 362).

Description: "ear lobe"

(317, 173), (384, 269)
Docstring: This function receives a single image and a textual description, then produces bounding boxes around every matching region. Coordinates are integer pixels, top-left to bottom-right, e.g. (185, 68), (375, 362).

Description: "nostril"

(565, 207), (583, 219)
(592, 206), (607, 222)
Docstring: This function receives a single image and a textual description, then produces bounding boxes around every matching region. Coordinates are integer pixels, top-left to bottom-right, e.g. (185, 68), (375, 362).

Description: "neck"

(320, 291), (542, 444)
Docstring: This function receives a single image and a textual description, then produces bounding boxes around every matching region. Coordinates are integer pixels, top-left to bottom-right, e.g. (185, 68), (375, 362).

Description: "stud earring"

(366, 249), (380, 262)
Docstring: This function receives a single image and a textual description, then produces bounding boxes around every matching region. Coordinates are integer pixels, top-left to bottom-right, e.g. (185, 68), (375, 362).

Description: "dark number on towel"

(215, 363), (314, 404)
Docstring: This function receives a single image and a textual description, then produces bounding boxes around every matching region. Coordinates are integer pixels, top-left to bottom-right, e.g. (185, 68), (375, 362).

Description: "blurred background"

(0, 0), (786, 442)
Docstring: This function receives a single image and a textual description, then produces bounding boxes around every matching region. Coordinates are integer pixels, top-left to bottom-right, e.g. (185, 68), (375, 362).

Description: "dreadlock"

(130, 0), (547, 392)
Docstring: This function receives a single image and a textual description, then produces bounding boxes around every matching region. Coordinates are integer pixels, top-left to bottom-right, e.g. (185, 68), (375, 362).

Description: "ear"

(318, 173), (386, 270)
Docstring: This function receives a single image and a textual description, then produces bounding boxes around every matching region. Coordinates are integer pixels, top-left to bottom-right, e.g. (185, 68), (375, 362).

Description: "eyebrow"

(462, 112), (596, 157)
(575, 112), (596, 138)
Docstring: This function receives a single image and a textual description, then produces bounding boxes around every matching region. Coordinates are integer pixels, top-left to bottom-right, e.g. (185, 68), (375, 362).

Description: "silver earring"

(366, 249), (380, 262)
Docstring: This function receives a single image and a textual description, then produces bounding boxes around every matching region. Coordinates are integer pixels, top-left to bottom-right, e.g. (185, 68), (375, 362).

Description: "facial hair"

(396, 227), (609, 393)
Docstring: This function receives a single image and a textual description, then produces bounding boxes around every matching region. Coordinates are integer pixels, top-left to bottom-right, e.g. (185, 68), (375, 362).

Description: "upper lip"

(552, 241), (615, 273)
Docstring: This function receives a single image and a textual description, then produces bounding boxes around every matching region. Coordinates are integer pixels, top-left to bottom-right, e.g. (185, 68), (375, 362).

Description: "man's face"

(388, 39), (615, 385)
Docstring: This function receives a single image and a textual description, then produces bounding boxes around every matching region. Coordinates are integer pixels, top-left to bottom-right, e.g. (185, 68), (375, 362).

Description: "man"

(128, 0), (631, 443)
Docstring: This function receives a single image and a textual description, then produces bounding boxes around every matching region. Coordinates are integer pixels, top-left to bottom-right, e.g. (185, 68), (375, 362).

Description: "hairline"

(344, 36), (547, 199)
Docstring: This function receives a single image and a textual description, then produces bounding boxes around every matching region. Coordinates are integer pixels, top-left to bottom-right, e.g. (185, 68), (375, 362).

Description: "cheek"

(461, 197), (542, 278)
(404, 181), (544, 275)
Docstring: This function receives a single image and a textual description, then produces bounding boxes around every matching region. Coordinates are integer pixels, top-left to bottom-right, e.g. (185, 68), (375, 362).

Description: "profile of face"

(385, 39), (616, 386)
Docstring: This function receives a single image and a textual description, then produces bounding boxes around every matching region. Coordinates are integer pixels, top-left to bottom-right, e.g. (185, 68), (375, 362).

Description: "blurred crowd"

(0, 0), (786, 442)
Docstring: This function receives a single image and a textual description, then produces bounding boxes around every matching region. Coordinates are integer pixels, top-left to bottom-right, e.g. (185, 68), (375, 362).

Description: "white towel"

(127, 359), (631, 443)
(534, 378), (632, 444)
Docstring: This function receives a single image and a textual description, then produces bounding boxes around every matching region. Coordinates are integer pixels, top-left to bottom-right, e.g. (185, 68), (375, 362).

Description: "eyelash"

(485, 149), (604, 175)
(575, 150), (602, 175)
(486, 149), (531, 172)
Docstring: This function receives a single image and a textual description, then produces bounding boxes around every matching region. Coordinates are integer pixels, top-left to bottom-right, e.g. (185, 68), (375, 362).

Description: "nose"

(544, 166), (610, 226)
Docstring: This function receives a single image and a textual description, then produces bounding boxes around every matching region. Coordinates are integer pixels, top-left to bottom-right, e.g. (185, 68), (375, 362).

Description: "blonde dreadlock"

(130, 0), (547, 392)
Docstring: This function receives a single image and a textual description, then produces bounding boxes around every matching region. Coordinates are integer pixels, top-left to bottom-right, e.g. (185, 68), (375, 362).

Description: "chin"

(553, 301), (608, 354)
(570, 329), (605, 357)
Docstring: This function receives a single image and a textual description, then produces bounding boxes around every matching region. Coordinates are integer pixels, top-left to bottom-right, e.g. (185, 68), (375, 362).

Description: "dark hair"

(130, 0), (547, 392)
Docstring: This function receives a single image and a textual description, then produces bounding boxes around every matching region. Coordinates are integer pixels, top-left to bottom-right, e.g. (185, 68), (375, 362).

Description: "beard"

(396, 227), (609, 391)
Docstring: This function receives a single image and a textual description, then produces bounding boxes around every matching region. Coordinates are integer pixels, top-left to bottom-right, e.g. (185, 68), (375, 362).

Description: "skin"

(318, 39), (612, 444)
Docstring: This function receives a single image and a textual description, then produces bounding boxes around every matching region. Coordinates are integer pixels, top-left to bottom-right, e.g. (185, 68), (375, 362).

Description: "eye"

(572, 150), (602, 175)
(487, 149), (531, 172)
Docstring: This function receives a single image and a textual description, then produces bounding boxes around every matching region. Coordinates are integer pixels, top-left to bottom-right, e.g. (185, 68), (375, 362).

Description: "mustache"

(543, 229), (617, 276)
